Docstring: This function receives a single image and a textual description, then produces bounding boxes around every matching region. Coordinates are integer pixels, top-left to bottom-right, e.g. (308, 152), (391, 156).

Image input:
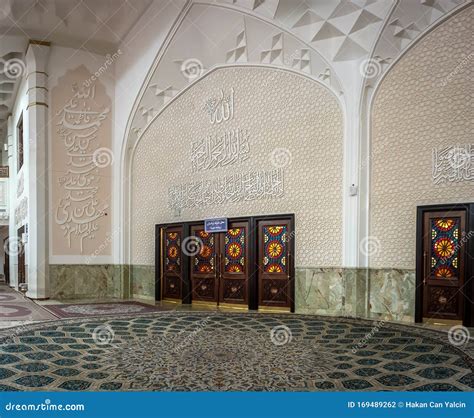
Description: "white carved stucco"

(131, 67), (344, 267)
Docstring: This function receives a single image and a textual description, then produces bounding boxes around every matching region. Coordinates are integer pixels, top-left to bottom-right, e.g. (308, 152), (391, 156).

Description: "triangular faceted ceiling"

(128, 0), (470, 141)
(225, 0), (390, 62)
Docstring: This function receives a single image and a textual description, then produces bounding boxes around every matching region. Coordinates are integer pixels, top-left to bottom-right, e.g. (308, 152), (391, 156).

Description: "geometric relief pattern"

(129, 2), (347, 139)
(289, 0), (387, 61)
(430, 218), (460, 278)
(365, 0), (467, 89)
(0, 313), (472, 391)
(369, 7), (473, 269)
(193, 231), (215, 273)
(263, 225), (287, 273)
(225, 228), (245, 273)
(165, 232), (181, 272)
(132, 67), (343, 267)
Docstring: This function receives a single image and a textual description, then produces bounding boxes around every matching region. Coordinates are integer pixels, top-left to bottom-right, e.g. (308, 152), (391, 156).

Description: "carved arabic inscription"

(54, 81), (110, 253)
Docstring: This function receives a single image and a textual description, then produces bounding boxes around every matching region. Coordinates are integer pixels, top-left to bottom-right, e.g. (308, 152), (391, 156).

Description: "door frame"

(415, 203), (474, 327)
(155, 214), (295, 311)
(17, 226), (26, 285)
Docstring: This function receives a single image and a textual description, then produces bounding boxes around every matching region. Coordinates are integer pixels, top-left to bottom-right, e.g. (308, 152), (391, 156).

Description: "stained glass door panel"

(423, 211), (466, 320)
(162, 226), (183, 300)
(190, 226), (218, 303)
(218, 221), (249, 305)
(257, 220), (292, 308)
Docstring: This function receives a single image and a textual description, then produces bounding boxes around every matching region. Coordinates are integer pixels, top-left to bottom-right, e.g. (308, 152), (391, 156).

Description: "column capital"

(25, 40), (50, 75)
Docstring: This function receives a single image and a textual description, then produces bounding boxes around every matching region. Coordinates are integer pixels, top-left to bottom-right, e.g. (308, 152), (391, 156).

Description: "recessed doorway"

(416, 204), (474, 327)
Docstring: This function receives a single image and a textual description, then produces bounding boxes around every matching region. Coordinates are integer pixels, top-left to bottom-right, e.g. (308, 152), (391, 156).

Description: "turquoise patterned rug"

(0, 312), (472, 391)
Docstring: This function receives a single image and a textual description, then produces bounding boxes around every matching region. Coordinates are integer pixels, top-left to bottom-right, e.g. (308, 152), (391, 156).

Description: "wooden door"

(190, 226), (219, 303)
(422, 211), (466, 320)
(3, 237), (9, 284)
(161, 226), (184, 300)
(218, 221), (249, 306)
(17, 226), (25, 285)
(257, 219), (292, 309)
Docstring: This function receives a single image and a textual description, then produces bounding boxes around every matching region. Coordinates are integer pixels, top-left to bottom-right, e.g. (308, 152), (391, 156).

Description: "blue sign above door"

(204, 218), (228, 233)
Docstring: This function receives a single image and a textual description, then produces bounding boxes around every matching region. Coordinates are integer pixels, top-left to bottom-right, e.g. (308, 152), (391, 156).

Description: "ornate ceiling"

(0, 0), (153, 146)
(127, 0), (470, 144)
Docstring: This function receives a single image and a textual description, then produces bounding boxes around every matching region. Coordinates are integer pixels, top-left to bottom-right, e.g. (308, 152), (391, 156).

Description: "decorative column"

(6, 114), (17, 288)
(25, 40), (50, 299)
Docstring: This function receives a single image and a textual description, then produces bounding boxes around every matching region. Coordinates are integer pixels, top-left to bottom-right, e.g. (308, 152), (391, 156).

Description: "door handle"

(423, 251), (428, 285)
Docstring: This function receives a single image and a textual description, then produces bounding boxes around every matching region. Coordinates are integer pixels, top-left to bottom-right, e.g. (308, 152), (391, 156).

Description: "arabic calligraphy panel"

(51, 65), (112, 256)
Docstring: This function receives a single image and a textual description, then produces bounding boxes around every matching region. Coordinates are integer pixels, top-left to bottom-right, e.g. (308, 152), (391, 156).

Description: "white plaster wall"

(131, 66), (344, 267)
(114, 0), (187, 264)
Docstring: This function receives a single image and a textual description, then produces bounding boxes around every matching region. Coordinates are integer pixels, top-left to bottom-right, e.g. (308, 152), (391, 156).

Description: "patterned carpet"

(44, 301), (169, 318)
(0, 312), (472, 391)
(0, 285), (56, 321)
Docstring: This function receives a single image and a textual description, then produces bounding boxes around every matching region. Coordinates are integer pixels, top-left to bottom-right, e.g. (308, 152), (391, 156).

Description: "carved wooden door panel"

(218, 221), (249, 306)
(190, 226), (219, 303)
(422, 211), (466, 320)
(161, 226), (183, 300)
(257, 220), (292, 309)
(17, 226), (26, 285)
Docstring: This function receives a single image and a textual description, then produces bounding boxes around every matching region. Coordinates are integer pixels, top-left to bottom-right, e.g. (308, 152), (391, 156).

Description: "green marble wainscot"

(368, 268), (416, 323)
(49, 264), (122, 300)
(295, 268), (368, 318)
(295, 267), (415, 323)
(130, 264), (155, 300)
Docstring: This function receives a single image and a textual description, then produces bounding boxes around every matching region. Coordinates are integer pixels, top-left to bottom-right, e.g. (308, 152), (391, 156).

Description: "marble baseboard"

(368, 268), (416, 323)
(49, 264), (415, 323)
(295, 267), (415, 322)
(130, 265), (155, 300)
(49, 264), (121, 300)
